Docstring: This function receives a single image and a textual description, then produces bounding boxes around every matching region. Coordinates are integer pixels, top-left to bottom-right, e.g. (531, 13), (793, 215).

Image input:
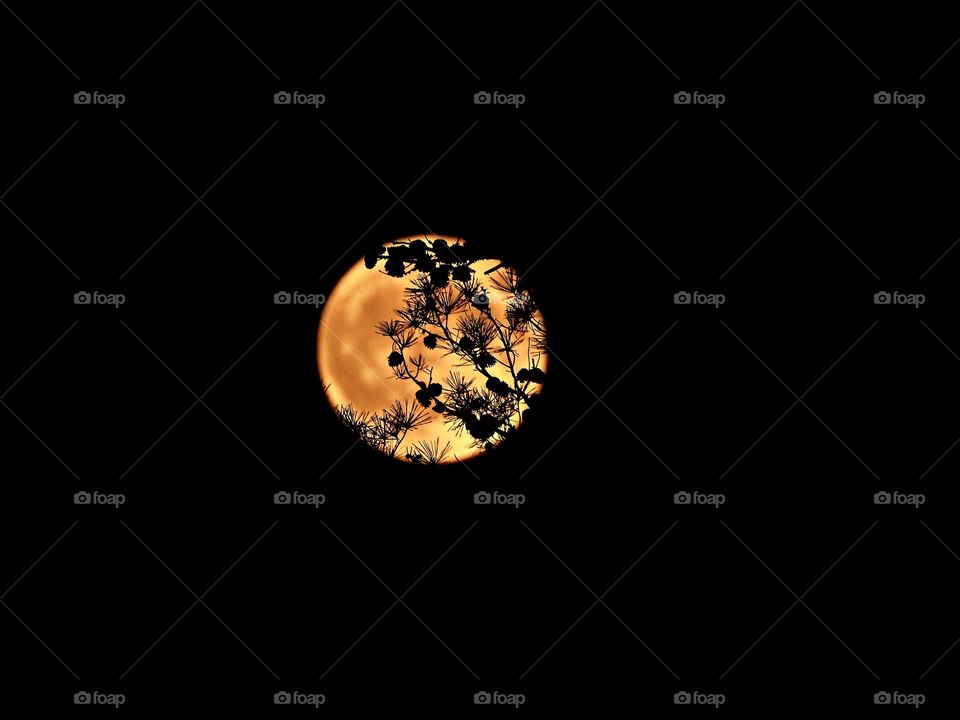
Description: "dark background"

(2, 0), (960, 713)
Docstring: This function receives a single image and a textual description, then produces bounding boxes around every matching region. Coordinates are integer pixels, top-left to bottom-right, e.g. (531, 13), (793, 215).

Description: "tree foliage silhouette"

(334, 237), (546, 462)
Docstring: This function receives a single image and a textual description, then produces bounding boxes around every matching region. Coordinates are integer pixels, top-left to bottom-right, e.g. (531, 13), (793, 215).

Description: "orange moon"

(317, 234), (547, 463)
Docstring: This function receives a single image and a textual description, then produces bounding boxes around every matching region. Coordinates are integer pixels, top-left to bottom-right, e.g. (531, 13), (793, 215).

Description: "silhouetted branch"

(339, 237), (547, 457)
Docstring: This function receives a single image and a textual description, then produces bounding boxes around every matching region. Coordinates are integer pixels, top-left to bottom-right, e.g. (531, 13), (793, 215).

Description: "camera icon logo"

(674, 691), (691, 704)
(274, 91), (291, 105)
(873, 91), (891, 105)
(274, 691), (291, 704)
(74, 91), (91, 105)
(473, 292), (489, 307)
(673, 91), (691, 105)
(274, 491), (291, 505)
(674, 491), (691, 505)
(74, 691), (92, 704)
(673, 291), (691, 305)
(474, 691), (491, 704)
(874, 691), (891, 704)
(274, 290), (291, 304)
(873, 291), (891, 305)
(74, 291), (91, 304)
(474, 91), (491, 105)
(74, 491), (91, 505)
(874, 491), (891, 505)
(474, 491), (491, 505)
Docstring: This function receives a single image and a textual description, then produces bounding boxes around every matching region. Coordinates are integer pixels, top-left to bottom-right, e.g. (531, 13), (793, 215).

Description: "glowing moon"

(317, 234), (547, 463)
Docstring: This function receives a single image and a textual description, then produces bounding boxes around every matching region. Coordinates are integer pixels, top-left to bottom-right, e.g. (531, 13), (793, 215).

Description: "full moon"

(317, 234), (547, 463)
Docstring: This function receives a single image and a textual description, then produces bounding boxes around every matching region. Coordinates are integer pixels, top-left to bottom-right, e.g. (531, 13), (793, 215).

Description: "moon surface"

(317, 234), (546, 463)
